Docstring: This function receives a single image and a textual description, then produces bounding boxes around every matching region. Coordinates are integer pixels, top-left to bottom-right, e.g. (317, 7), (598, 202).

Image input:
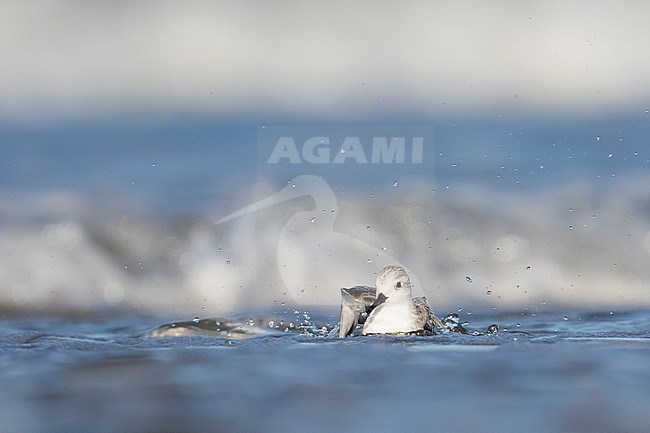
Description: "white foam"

(1, 175), (649, 314)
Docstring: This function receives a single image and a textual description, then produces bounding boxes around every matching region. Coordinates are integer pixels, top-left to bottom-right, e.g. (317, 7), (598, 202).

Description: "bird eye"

(396, 281), (402, 288)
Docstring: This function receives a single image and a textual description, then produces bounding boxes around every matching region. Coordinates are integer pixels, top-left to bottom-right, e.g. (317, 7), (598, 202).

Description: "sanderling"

(338, 265), (438, 337)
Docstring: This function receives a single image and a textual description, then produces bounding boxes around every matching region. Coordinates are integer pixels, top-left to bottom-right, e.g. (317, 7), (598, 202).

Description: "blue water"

(1, 115), (649, 432)
(1, 309), (649, 433)
(2, 116), (648, 215)
(0, 122), (256, 216)
(1, 116), (649, 314)
(2, 3), (650, 431)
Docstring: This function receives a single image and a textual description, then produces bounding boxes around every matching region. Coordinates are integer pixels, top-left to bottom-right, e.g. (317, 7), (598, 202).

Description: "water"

(3, 4), (649, 431)
(1, 119), (649, 314)
(1, 309), (648, 433)
(1, 117), (649, 432)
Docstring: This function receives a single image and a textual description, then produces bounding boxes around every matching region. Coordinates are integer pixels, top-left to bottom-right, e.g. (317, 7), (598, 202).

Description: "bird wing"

(338, 285), (376, 338)
(413, 296), (445, 334)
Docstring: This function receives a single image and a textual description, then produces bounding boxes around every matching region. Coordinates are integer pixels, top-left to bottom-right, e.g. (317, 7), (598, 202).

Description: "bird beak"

(369, 293), (388, 309)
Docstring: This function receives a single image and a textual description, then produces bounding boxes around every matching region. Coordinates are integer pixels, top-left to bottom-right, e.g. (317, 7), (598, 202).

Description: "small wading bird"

(147, 264), (498, 338)
(338, 265), (444, 337)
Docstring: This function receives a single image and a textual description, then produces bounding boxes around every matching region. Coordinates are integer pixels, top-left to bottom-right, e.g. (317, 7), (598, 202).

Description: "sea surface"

(1, 117), (649, 432)
(1, 118), (649, 314)
(1, 309), (649, 433)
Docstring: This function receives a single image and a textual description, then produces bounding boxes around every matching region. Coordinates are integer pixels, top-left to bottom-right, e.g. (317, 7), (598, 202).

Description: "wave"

(1, 174), (649, 315)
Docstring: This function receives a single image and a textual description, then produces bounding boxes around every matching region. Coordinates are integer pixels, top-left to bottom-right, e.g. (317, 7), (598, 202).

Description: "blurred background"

(1, 1), (649, 316)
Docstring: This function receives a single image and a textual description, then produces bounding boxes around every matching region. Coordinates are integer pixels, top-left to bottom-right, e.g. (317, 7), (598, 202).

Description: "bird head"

(375, 265), (412, 302)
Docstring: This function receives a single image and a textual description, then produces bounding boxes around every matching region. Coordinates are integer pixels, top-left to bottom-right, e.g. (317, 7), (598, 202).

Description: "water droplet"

(569, 225), (574, 230)
(218, 247), (223, 252)
(192, 316), (200, 323)
(526, 266), (531, 270)
(486, 290), (492, 295)
(466, 276), (473, 283)
(366, 258), (372, 264)
(151, 162), (156, 167)
(268, 320), (275, 328)
(563, 316), (568, 321)
(226, 260), (231, 265)
(608, 153), (613, 158)
(381, 246), (387, 251)
(309, 217), (315, 223)
(595, 136), (600, 141)
(393, 180), (399, 187)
